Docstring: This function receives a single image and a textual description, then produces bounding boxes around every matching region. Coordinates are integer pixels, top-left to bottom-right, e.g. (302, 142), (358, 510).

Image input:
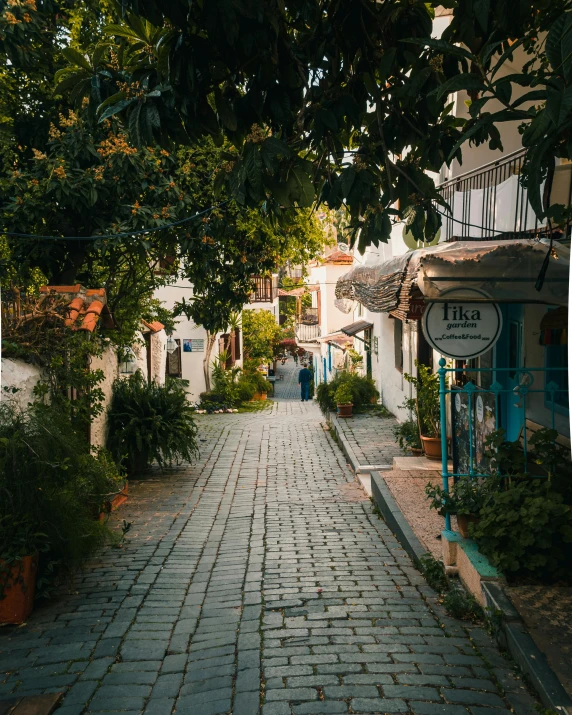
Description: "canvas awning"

(340, 320), (374, 336)
(336, 239), (570, 316)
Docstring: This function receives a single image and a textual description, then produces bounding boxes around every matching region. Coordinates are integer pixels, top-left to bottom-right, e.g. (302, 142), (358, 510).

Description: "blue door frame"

(495, 305), (525, 441)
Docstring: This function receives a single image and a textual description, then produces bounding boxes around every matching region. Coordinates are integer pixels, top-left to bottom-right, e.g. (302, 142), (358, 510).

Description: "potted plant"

(404, 362), (442, 460)
(0, 515), (47, 624)
(393, 419), (422, 455)
(247, 370), (271, 401)
(426, 478), (491, 538)
(335, 383), (354, 418)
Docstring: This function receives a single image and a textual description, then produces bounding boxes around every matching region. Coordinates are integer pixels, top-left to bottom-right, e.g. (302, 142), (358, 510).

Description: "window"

(394, 319), (403, 372)
(166, 339), (182, 378)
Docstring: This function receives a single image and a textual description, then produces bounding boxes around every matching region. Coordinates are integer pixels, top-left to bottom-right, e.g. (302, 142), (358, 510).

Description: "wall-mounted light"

(119, 347), (137, 375)
(166, 335), (178, 354)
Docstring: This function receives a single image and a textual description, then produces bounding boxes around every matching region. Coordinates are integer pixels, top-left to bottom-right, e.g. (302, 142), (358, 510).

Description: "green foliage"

(210, 363), (241, 407)
(441, 588), (485, 623)
(470, 481), (572, 580)
(242, 309), (282, 365)
(419, 554), (449, 593)
(404, 361), (440, 438)
(0, 401), (121, 596)
(419, 554), (484, 622)
(426, 477), (494, 517)
(316, 372), (379, 414)
(393, 419), (422, 453)
(334, 383), (353, 406)
(107, 372), (199, 474)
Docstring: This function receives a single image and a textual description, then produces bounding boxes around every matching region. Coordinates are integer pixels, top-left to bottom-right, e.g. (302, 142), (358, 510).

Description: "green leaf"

(98, 97), (135, 122)
(434, 74), (487, 100)
(401, 37), (474, 62)
(473, 0), (490, 33)
(214, 87), (237, 131)
(61, 47), (92, 72)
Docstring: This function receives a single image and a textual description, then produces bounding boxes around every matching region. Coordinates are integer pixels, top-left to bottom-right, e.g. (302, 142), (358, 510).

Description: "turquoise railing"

(437, 358), (569, 531)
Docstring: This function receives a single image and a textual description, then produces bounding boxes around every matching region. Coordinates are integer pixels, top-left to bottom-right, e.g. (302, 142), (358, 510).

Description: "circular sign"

(421, 288), (503, 360)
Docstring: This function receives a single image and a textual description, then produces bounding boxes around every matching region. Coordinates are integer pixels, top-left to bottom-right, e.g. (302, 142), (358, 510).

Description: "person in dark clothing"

(298, 364), (312, 401)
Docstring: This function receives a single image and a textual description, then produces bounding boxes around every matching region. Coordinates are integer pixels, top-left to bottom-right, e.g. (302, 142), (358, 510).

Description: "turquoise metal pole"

(438, 358), (451, 531)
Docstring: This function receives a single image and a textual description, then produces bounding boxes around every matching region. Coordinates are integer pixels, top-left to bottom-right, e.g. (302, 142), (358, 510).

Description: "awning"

(340, 320), (373, 336)
(316, 331), (354, 347)
(336, 239), (570, 315)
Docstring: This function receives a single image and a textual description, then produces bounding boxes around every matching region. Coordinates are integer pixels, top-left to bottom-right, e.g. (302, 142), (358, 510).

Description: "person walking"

(298, 363), (312, 402)
(293, 352), (298, 366)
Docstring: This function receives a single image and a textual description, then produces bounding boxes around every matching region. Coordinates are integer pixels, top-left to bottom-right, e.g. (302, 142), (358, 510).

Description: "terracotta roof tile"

(323, 250), (353, 264)
(141, 319), (165, 333)
(42, 285), (111, 333)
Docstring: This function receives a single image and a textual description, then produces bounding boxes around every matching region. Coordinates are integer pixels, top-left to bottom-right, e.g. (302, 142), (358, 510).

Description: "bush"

(334, 383), (353, 405)
(426, 477), (494, 517)
(107, 372), (199, 474)
(235, 378), (257, 403)
(470, 480), (572, 580)
(393, 419), (421, 452)
(316, 372), (379, 413)
(211, 363), (241, 406)
(0, 402), (121, 595)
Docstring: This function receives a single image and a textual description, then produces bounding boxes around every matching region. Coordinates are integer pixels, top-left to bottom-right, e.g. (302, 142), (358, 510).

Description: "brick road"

(0, 372), (537, 715)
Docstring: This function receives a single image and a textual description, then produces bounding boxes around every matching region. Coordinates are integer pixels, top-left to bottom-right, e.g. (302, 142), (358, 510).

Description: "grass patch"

(419, 554), (484, 623)
(237, 399), (273, 413)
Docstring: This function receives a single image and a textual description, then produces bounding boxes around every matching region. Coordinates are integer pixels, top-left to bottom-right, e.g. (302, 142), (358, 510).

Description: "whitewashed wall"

(1, 358), (43, 407)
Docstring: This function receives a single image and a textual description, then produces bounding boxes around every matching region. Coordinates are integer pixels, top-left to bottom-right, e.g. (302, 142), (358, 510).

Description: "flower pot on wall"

(0, 554), (38, 624)
(337, 403), (353, 418)
(457, 514), (480, 539)
(420, 435), (442, 460)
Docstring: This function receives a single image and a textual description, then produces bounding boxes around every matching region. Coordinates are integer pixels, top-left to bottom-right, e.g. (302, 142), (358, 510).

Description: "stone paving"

(332, 413), (403, 468)
(0, 364), (539, 715)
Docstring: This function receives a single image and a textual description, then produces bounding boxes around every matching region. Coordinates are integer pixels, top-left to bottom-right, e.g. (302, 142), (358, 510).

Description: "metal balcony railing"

(295, 323), (321, 342)
(298, 307), (319, 325)
(436, 149), (572, 242)
(250, 275), (278, 303)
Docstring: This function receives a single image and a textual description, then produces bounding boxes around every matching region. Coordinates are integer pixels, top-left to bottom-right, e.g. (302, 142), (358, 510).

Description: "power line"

(2, 200), (230, 241)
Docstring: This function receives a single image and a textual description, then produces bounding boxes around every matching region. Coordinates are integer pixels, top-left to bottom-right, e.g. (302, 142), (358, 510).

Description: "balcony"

(437, 150), (571, 242)
(295, 322), (321, 342)
(250, 275), (278, 303)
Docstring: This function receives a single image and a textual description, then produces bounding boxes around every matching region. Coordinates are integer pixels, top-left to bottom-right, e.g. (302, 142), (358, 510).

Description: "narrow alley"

(0, 362), (533, 715)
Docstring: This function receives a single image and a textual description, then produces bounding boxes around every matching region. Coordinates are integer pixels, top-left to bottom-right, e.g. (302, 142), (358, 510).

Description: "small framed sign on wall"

(183, 339), (205, 352)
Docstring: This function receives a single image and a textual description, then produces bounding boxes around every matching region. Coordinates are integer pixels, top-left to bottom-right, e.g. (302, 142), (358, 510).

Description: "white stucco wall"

(1, 358), (43, 407)
(90, 345), (119, 449)
(154, 281), (231, 402)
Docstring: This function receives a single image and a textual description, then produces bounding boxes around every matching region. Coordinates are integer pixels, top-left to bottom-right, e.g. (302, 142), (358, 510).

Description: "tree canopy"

(54, 0), (571, 249)
(0, 0), (330, 342)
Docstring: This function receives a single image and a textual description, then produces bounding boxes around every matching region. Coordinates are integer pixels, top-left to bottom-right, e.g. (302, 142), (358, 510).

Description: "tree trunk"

(203, 332), (216, 392)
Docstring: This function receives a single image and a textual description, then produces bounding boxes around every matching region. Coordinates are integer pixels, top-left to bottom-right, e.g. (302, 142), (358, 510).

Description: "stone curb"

(482, 582), (572, 715)
(370, 471), (429, 567)
(369, 468), (572, 715)
(326, 412), (392, 475)
(326, 412), (362, 475)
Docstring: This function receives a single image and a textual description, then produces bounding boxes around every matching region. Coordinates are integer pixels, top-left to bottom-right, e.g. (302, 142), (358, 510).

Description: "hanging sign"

(422, 288), (502, 359)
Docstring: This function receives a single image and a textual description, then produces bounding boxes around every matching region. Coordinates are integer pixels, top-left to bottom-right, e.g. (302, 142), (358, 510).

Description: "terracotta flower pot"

(337, 403), (353, 418)
(251, 392), (267, 401)
(0, 554), (38, 624)
(410, 447), (423, 456)
(457, 514), (480, 539)
(420, 435), (442, 460)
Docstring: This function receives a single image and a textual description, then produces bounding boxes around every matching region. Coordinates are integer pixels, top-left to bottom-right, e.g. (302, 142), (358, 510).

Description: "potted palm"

(335, 383), (354, 418)
(404, 362), (442, 460)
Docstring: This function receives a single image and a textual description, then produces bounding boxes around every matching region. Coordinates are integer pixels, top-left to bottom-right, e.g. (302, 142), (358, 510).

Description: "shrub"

(393, 419), (421, 452)
(235, 378), (257, 403)
(316, 372), (379, 413)
(426, 477), (494, 517)
(403, 361), (440, 437)
(245, 370), (273, 395)
(211, 363), (241, 406)
(470, 480), (572, 580)
(107, 372), (199, 474)
(334, 383), (353, 405)
(0, 402), (121, 594)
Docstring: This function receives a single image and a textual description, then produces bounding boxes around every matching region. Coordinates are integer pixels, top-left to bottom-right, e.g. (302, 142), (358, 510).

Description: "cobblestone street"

(0, 363), (536, 715)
